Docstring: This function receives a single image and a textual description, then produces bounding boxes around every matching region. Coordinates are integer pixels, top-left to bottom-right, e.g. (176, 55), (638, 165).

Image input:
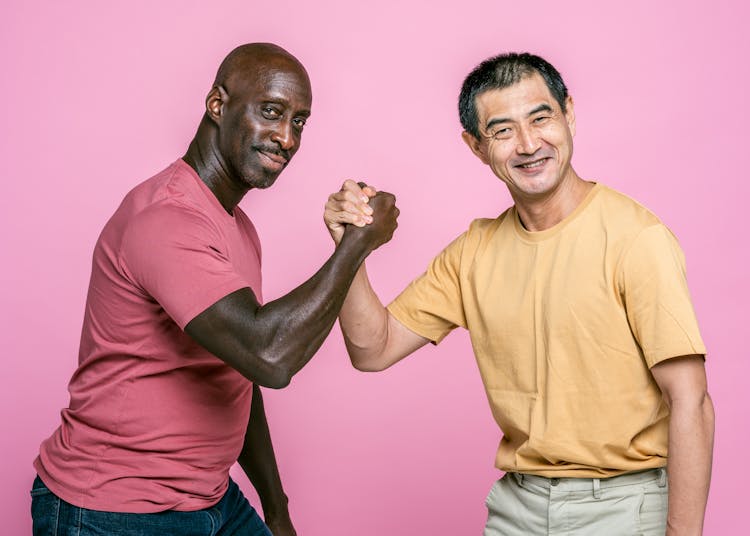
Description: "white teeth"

(519, 159), (545, 169)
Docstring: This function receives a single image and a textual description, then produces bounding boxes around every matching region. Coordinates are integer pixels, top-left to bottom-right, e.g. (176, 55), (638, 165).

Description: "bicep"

(123, 206), (254, 330)
(650, 354), (708, 406)
(386, 313), (431, 361)
(620, 225), (705, 367)
(352, 313), (430, 371)
(185, 287), (273, 382)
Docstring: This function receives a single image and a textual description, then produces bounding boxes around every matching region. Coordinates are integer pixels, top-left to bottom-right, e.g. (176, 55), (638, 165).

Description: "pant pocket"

(484, 477), (503, 507)
(31, 482), (60, 536)
(30, 476), (54, 497)
(636, 485), (668, 536)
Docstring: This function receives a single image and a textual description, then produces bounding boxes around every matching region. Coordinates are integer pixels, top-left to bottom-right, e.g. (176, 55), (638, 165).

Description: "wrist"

(666, 518), (704, 536)
(260, 491), (290, 519)
(263, 506), (292, 528)
(337, 226), (371, 261)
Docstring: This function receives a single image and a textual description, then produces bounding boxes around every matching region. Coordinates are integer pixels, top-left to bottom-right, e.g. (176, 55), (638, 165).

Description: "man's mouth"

(514, 157), (549, 170)
(257, 149), (288, 171)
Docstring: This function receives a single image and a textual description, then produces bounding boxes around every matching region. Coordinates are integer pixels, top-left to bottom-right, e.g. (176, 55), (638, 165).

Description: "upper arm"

(122, 204), (258, 330)
(350, 312), (430, 372)
(185, 287), (286, 387)
(121, 204), (278, 383)
(650, 354), (709, 406)
(351, 231), (470, 371)
(620, 224), (705, 367)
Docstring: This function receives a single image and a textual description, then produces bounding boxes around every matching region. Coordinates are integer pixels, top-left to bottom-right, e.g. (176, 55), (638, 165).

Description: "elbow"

(345, 339), (390, 372)
(253, 368), (292, 389)
(263, 375), (292, 390)
(244, 354), (294, 389)
(351, 357), (389, 373)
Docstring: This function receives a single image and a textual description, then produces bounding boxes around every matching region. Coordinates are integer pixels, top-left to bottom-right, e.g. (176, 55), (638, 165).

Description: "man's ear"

(461, 130), (490, 165)
(206, 85), (229, 125)
(564, 95), (576, 137)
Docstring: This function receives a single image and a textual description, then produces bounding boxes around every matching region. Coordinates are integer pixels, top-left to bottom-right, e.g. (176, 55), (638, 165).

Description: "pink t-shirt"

(35, 159), (262, 513)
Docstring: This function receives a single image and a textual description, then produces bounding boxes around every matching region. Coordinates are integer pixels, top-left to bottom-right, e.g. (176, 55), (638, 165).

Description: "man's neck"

(512, 171), (593, 232)
(183, 127), (248, 214)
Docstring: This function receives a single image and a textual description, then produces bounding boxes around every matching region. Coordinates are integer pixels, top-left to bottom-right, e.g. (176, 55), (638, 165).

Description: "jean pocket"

(31, 480), (60, 535)
(30, 476), (53, 498)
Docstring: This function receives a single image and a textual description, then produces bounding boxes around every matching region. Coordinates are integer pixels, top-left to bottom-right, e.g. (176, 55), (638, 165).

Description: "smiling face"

(463, 72), (576, 200)
(214, 58), (312, 190)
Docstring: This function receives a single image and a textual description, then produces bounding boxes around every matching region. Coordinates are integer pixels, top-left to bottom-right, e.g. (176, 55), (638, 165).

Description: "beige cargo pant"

(484, 468), (668, 536)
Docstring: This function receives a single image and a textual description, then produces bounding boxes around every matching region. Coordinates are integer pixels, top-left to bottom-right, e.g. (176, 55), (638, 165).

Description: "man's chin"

(244, 172), (280, 190)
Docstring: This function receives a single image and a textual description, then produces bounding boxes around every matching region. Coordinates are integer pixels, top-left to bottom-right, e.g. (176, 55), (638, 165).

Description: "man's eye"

(293, 118), (306, 129)
(533, 116), (550, 124)
(262, 107), (281, 119)
(490, 127), (512, 140)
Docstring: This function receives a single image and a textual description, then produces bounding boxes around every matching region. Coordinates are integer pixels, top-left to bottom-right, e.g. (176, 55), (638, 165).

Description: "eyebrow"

(485, 103), (554, 130)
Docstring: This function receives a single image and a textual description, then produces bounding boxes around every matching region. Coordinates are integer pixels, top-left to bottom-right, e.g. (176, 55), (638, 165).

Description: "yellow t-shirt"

(388, 183), (705, 477)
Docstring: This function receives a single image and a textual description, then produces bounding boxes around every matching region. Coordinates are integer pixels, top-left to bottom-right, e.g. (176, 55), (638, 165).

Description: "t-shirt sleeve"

(120, 203), (253, 329)
(619, 224), (706, 367)
(387, 232), (468, 344)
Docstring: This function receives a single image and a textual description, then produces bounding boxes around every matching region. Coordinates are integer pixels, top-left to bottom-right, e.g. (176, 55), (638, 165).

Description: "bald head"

(185, 43), (313, 202)
(213, 43), (310, 98)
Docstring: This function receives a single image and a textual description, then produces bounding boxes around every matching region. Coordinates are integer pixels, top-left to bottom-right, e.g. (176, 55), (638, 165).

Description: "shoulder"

(423, 209), (513, 276)
(594, 183), (664, 230)
(585, 183), (681, 257)
(463, 207), (512, 241)
(451, 207), (513, 256)
(130, 196), (217, 238)
(594, 186), (688, 279)
(233, 206), (262, 255)
(117, 199), (223, 273)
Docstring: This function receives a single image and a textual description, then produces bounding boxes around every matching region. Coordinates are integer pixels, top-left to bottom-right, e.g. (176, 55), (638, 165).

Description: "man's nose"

(516, 125), (541, 155)
(270, 121), (295, 151)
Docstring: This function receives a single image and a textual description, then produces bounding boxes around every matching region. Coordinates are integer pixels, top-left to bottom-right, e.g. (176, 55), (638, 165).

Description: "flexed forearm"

(338, 263), (390, 360)
(248, 230), (374, 384)
(186, 192), (399, 388)
(325, 180), (429, 372)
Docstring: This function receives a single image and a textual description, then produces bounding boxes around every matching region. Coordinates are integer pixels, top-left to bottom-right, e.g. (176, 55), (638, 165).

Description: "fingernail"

(364, 206), (373, 215)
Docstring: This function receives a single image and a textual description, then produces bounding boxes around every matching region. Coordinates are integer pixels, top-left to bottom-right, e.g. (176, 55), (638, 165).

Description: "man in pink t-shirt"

(31, 43), (399, 536)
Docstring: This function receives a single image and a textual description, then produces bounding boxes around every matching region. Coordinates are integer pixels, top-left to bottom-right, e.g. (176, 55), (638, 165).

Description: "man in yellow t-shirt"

(324, 53), (714, 535)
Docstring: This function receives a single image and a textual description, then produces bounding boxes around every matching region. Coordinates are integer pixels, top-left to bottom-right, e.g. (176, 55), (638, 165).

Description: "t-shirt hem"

(502, 460), (668, 479)
(34, 458), (227, 513)
(645, 343), (707, 368)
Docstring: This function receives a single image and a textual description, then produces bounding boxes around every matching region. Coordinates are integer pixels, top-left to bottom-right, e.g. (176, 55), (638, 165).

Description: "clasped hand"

(324, 179), (399, 249)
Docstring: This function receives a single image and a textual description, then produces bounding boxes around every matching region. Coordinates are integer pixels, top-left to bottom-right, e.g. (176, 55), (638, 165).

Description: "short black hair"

(458, 52), (568, 139)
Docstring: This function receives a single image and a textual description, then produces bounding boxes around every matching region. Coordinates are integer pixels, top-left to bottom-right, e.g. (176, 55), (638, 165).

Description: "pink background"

(1, 1), (747, 534)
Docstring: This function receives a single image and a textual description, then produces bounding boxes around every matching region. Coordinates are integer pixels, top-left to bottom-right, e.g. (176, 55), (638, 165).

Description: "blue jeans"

(30, 476), (272, 536)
